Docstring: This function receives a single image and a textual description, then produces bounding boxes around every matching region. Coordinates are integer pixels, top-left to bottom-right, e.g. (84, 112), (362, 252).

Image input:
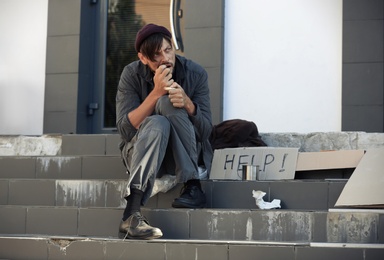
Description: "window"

(104, 0), (174, 128)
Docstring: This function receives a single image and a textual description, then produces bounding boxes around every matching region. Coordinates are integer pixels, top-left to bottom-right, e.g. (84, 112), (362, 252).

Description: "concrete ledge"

(0, 135), (62, 156)
(0, 206), (383, 243)
(0, 236), (382, 260)
(0, 179), (347, 211)
(260, 132), (384, 152)
(1, 132), (383, 156)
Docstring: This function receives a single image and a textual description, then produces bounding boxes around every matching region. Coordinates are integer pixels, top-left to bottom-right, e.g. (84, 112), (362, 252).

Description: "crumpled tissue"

(150, 166), (207, 197)
(252, 190), (281, 209)
(151, 175), (177, 197)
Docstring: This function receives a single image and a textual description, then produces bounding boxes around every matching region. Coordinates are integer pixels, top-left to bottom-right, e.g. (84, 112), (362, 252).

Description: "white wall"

(0, 0), (48, 135)
(224, 0), (342, 133)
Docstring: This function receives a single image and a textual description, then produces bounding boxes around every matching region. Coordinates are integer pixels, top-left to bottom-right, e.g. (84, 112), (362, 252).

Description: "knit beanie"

(135, 23), (172, 53)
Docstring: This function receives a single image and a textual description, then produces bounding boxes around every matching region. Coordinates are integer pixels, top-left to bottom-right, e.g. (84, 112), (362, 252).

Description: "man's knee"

(155, 95), (180, 116)
(140, 115), (170, 133)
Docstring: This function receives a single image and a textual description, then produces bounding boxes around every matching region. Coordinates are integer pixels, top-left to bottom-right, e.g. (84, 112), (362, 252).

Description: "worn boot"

(172, 180), (206, 208)
(118, 212), (163, 240)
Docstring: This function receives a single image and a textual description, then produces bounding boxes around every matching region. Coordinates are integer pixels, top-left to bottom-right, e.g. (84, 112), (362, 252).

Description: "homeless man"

(115, 23), (213, 239)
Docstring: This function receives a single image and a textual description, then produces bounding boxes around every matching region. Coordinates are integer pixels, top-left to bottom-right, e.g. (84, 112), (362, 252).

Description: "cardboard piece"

(209, 147), (299, 180)
(335, 148), (384, 208)
(296, 150), (365, 171)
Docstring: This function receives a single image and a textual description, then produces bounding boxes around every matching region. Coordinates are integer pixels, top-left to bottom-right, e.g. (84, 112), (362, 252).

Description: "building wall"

(224, 0), (343, 133)
(342, 0), (384, 132)
(183, 0), (224, 125)
(43, 0), (224, 134)
(44, 0), (81, 134)
(41, 0), (384, 134)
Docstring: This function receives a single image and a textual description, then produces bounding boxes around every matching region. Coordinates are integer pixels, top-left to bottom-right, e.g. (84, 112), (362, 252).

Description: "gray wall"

(342, 0), (384, 132)
(183, 0), (224, 125)
(44, 0), (81, 134)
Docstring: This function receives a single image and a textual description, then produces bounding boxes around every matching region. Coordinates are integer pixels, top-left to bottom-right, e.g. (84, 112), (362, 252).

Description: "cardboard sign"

(335, 148), (384, 208)
(296, 150), (365, 171)
(209, 147), (299, 180)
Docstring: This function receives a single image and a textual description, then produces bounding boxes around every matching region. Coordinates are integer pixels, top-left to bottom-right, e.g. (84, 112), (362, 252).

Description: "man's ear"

(138, 53), (148, 65)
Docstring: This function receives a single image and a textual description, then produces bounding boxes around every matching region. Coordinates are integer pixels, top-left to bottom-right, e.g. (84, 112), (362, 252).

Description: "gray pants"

(122, 95), (199, 204)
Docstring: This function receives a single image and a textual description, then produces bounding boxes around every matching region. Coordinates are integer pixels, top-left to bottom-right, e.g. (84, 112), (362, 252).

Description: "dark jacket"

(116, 55), (213, 172)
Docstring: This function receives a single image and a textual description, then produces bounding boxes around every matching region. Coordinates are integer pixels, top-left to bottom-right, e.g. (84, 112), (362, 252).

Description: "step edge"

(2, 235), (384, 248)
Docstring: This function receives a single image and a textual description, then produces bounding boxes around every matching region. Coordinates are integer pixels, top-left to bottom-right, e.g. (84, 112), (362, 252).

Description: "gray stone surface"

(327, 212), (379, 243)
(0, 237), (49, 259)
(144, 208), (190, 239)
(36, 156), (82, 179)
(8, 179), (55, 206)
(0, 180), (8, 204)
(0, 157), (36, 178)
(1, 132), (384, 156)
(260, 132), (384, 152)
(0, 179), (354, 211)
(61, 134), (106, 155)
(81, 156), (127, 179)
(106, 134), (121, 155)
(0, 132), (383, 259)
(3, 205), (382, 242)
(0, 206), (27, 234)
(56, 180), (107, 207)
(269, 181), (328, 210)
(1, 236), (382, 260)
(166, 242), (229, 260)
(78, 208), (122, 237)
(296, 246), (364, 260)
(356, 132), (384, 150)
(0, 135), (61, 156)
(229, 244), (296, 260)
(27, 207), (78, 236)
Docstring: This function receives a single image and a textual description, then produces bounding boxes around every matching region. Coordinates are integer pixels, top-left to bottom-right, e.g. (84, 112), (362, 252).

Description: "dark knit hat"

(135, 24), (172, 52)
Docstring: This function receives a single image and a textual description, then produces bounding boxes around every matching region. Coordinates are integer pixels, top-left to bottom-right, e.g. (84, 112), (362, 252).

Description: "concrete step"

(1, 132), (384, 157)
(0, 179), (348, 210)
(0, 235), (383, 260)
(0, 155), (127, 180)
(1, 133), (383, 259)
(0, 206), (383, 244)
(0, 134), (122, 156)
(0, 154), (356, 181)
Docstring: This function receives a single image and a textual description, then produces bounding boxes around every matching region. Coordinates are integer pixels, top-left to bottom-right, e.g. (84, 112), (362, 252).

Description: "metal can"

(242, 165), (259, 180)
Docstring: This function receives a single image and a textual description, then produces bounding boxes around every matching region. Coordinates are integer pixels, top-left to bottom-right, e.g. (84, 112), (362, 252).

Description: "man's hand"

(167, 83), (196, 115)
(153, 64), (173, 96)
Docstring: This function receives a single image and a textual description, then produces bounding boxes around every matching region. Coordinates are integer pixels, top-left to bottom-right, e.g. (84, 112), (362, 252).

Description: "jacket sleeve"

(115, 65), (140, 143)
(188, 68), (213, 142)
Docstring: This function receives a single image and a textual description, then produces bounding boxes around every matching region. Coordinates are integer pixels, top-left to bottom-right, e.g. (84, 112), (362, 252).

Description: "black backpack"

(209, 119), (267, 150)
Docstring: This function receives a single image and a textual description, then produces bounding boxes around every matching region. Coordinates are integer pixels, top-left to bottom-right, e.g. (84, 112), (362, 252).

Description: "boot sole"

(118, 230), (163, 240)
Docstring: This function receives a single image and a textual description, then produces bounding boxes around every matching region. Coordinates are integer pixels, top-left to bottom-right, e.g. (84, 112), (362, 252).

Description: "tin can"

(242, 165), (259, 180)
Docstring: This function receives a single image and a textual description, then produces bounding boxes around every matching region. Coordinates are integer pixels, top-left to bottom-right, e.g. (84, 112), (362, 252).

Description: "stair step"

(0, 134), (121, 156)
(0, 235), (383, 260)
(0, 153), (356, 180)
(2, 132), (384, 157)
(0, 206), (383, 244)
(0, 155), (127, 179)
(0, 179), (348, 210)
(2, 134), (384, 259)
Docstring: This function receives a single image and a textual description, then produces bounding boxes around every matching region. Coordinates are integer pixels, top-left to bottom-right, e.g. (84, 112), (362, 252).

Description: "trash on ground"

(252, 190), (281, 209)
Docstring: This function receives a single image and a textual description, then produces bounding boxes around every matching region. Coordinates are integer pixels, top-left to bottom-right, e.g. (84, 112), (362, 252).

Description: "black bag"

(209, 119), (267, 150)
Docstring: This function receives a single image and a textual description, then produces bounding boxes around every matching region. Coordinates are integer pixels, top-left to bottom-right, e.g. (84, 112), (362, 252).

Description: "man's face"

(139, 38), (176, 74)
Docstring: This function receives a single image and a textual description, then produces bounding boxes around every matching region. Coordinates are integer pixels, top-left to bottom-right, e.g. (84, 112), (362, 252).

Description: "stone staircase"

(0, 133), (383, 259)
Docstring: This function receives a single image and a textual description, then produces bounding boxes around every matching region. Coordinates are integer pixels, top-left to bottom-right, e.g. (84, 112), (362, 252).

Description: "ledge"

(0, 132), (383, 156)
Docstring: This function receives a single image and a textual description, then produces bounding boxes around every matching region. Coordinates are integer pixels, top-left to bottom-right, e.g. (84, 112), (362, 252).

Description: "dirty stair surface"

(0, 134), (383, 259)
